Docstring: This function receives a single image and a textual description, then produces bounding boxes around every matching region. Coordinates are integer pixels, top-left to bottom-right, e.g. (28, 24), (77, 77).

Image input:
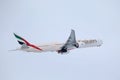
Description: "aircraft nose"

(97, 39), (103, 47)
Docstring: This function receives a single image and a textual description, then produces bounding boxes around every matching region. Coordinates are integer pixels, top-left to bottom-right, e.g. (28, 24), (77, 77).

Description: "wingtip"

(71, 29), (74, 31)
(71, 29), (75, 32)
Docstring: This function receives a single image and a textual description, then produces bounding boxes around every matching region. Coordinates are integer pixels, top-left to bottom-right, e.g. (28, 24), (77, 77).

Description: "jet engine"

(74, 43), (79, 48)
(58, 46), (68, 54)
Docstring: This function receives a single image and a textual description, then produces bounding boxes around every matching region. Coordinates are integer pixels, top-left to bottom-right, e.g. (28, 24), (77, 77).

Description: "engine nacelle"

(74, 43), (79, 48)
(58, 48), (68, 54)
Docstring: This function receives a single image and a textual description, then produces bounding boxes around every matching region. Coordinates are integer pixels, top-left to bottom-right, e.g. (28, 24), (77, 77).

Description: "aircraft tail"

(13, 33), (42, 50)
(14, 33), (31, 46)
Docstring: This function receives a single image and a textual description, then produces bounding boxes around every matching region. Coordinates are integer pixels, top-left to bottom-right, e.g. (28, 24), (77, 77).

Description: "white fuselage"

(18, 39), (103, 53)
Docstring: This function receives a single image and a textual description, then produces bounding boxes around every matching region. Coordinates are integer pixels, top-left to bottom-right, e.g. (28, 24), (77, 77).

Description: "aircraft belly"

(39, 45), (62, 52)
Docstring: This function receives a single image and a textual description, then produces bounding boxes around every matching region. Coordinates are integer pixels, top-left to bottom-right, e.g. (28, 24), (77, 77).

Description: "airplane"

(12, 29), (103, 54)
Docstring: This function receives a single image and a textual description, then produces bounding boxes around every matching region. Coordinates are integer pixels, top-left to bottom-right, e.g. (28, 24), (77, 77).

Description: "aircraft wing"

(64, 29), (77, 47)
(58, 29), (79, 53)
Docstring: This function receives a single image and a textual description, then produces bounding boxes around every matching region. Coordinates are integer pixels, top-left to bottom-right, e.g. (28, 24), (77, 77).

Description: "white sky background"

(0, 0), (120, 80)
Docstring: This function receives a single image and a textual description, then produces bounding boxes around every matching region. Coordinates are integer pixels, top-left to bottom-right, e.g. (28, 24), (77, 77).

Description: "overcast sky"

(0, 0), (120, 80)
